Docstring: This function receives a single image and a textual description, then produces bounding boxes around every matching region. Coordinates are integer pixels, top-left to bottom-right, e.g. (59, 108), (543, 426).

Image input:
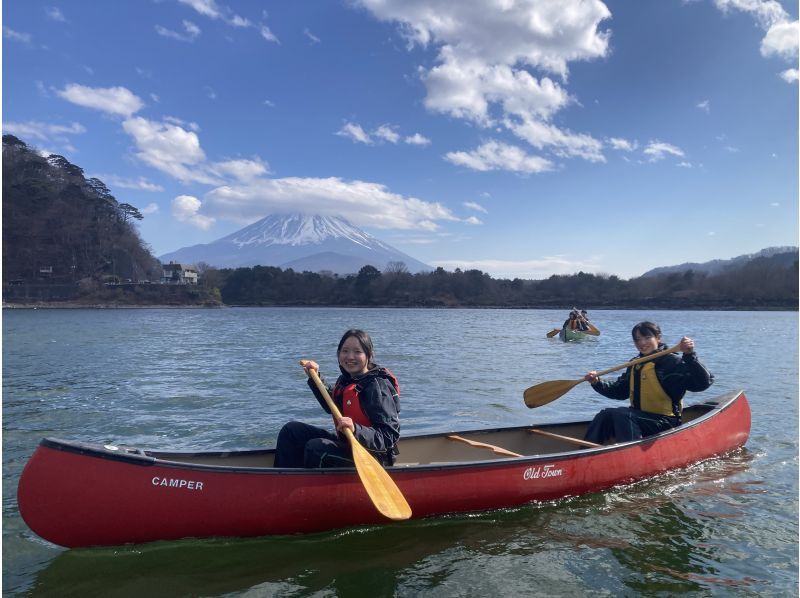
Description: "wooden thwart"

(447, 435), (523, 458)
(528, 428), (601, 448)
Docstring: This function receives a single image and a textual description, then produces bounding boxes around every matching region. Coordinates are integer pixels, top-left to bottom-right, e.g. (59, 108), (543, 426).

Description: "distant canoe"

(559, 328), (588, 342)
(17, 391), (750, 549)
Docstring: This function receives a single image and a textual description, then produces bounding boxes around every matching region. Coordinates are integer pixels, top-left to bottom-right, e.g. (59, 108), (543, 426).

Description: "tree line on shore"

(197, 252), (798, 309)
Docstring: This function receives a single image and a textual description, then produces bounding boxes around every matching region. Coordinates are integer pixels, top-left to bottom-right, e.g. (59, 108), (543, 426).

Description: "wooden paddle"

(523, 343), (682, 408)
(299, 360), (412, 521)
(584, 322), (601, 336)
(546, 328), (561, 338)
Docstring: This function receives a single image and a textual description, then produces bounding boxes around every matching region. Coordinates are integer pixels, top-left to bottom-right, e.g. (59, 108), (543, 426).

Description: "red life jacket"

(333, 369), (400, 428)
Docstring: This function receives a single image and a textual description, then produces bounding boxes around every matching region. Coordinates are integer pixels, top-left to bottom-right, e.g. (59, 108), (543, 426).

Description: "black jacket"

(591, 344), (714, 418)
(308, 365), (400, 460)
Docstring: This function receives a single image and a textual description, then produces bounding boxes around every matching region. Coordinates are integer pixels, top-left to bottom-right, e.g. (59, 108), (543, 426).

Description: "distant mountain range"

(159, 213), (432, 275)
(640, 246), (798, 278)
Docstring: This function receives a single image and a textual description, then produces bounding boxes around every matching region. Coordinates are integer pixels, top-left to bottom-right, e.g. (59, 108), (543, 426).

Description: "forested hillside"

(2, 134), (160, 284)
(210, 250), (798, 309)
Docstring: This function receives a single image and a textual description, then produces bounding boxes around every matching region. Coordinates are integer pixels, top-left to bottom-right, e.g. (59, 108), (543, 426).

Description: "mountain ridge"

(159, 213), (432, 274)
(640, 246), (798, 278)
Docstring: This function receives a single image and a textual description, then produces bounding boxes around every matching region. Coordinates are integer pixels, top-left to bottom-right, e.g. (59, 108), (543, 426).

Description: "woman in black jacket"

(583, 321), (714, 444)
(274, 329), (400, 468)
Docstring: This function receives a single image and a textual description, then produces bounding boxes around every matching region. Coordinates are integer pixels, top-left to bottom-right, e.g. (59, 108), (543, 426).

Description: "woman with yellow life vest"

(273, 329), (400, 468)
(582, 321), (714, 444)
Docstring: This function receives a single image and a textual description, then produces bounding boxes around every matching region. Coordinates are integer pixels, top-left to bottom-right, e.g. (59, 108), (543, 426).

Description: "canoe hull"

(559, 328), (587, 342)
(17, 391), (751, 548)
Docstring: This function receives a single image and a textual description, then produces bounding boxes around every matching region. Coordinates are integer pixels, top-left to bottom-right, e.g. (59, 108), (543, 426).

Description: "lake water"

(3, 308), (798, 596)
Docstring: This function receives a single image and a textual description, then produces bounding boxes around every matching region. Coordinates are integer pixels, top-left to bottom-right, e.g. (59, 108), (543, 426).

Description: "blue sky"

(3, 0), (798, 279)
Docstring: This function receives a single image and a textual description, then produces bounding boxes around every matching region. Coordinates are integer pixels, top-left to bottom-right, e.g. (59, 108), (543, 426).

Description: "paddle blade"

(348, 432), (412, 520)
(546, 328), (560, 338)
(584, 323), (601, 336)
(523, 378), (583, 408)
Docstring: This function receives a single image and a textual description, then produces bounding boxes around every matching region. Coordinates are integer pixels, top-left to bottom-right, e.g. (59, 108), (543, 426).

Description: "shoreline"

(3, 302), (796, 311)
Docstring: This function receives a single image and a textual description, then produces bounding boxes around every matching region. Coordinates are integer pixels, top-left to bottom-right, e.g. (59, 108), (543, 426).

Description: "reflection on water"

(4, 308), (799, 596)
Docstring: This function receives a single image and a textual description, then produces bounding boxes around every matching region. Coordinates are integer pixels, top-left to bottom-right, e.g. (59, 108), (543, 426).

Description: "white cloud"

(780, 68), (799, 82)
(57, 84), (143, 117)
(356, 0), (611, 164)
(3, 26), (32, 43)
(374, 125), (401, 144)
(202, 176), (459, 231)
(178, 0), (250, 27)
(713, 0), (798, 74)
(405, 133), (431, 145)
(464, 201), (487, 213)
(141, 202), (160, 215)
(336, 122), (372, 144)
(431, 255), (603, 279)
(45, 7), (67, 22)
(696, 99), (711, 112)
(172, 195), (216, 229)
(3, 120), (85, 141)
(122, 117), (221, 184)
(770, 202), (780, 207)
(714, 0), (787, 29)
(464, 216), (483, 225)
(607, 137), (638, 152)
(210, 157), (270, 181)
(643, 141), (685, 161)
(156, 20), (201, 42)
(304, 28), (321, 44)
(444, 140), (554, 173)
(358, 0), (611, 78)
(506, 116), (605, 162)
(761, 20), (799, 60)
(260, 25), (280, 43)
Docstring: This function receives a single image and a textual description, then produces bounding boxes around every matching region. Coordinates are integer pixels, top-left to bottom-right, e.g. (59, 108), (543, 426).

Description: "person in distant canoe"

(274, 329), (401, 468)
(582, 321), (714, 444)
(563, 309), (579, 331)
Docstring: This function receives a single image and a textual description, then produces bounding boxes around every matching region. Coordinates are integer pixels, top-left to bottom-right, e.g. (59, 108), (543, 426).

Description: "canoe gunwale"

(35, 390), (747, 475)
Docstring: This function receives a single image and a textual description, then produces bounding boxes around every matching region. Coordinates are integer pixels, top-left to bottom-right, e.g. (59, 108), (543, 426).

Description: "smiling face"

(338, 335), (370, 376)
(633, 331), (660, 355)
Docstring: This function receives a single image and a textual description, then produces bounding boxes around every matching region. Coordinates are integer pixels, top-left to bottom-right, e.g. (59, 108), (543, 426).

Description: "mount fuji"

(159, 213), (432, 275)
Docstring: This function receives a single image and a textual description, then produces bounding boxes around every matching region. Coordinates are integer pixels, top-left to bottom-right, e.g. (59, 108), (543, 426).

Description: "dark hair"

(631, 321), (662, 339)
(337, 329), (374, 364)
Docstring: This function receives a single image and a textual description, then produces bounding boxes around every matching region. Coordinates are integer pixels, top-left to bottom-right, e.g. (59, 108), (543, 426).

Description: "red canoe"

(17, 390), (750, 548)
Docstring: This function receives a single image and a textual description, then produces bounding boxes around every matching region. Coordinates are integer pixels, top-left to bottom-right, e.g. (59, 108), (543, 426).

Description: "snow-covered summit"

(159, 213), (431, 275)
(226, 213), (390, 251)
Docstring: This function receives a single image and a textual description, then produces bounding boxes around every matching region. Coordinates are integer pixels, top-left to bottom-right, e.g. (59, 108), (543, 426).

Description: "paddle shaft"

(523, 342), (684, 408)
(593, 343), (682, 378)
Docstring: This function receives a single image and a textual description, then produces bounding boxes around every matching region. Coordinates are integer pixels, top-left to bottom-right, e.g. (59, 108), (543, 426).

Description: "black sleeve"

(593, 367), (631, 401)
(307, 375), (336, 414)
(676, 352), (714, 392)
(352, 378), (400, 453)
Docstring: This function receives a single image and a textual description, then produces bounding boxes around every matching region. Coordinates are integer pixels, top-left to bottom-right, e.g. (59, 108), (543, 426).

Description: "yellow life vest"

(629, 361), (680, 417)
